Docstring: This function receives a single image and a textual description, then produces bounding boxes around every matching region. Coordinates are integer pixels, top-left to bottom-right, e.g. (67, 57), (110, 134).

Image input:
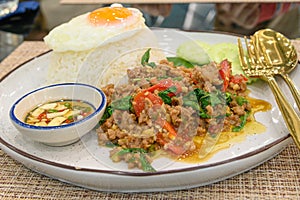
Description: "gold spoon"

(238, 37), (300, 149)
(253, 29), (300, 110)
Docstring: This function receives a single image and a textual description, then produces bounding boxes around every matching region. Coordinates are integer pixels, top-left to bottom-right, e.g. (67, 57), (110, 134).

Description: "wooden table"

(0, 41), (300, 199)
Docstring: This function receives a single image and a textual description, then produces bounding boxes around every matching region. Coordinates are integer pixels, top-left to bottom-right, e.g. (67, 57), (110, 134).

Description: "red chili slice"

(230, 74), (248, 84)
(156, 118), (177, 140)
(146, 79), (182, 96)
(133, 91), (163, 117)
(219, 59), (232, 91)
(37, 112), (47, 121)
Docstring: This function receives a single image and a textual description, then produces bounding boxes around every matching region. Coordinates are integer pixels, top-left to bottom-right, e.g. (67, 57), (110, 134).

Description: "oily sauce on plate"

(178, 97), (272, 163)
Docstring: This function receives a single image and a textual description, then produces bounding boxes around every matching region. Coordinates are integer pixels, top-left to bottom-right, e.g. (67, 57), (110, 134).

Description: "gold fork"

(252, 29), (300, 111)
(238, 37), (300, 149)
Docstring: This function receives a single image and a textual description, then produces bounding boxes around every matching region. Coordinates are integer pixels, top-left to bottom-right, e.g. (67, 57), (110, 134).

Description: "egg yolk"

(88, 7), (133, 26)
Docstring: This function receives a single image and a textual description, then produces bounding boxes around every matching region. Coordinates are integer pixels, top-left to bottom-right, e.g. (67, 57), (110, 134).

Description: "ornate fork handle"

(264, 74), (300, 148)
(280, 73), (300, 111)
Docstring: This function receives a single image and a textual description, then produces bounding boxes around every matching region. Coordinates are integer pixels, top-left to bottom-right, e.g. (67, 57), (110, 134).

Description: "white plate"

(0, 30), (298, 192)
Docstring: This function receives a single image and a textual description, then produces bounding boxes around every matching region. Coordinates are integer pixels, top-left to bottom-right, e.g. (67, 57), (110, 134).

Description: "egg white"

(44, 5), (146, 52)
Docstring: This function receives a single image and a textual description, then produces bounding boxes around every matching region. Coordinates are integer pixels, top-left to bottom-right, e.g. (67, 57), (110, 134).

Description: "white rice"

(96, 47), (167, 88)
(46, 28), (162, 87)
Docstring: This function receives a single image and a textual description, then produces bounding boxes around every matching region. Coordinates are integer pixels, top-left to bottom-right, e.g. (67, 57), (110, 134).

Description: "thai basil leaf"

(99, 105), (113, 125)
(204, 90), (226, 107)
(113, 148), (146, 156)
(232, 111), (250, 132)
(193, 88), (207, 101)
(99, 96), (133, 125)
(141, 48), (151, 66)
(236, 96), (248, 106)
(167, 57), (194, 68)
(110, 95), (133, 111)
(141, 48), (156, 68)
(183, 89), (226, 119)
(105, 141), (117, 148)
(183, 89), (210, 118)
(158, 86), (177, 105)
(226, 92), (232, 105)
(140, 153), (156, 172)
(110, 148), (156, 172)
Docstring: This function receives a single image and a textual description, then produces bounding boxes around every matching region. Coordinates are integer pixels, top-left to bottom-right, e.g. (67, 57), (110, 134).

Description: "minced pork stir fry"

(96, 49), (251, 172)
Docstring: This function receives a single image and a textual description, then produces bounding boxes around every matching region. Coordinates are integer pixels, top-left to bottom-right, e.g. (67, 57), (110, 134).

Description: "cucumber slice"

(176, 41), (210, 65)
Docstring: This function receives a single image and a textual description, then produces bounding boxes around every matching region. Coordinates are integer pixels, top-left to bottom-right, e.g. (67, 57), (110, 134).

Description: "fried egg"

(44, 4), (147, 52)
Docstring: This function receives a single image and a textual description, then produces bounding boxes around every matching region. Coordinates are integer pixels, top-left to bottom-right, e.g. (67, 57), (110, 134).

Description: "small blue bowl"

(10, 83), (106, 146)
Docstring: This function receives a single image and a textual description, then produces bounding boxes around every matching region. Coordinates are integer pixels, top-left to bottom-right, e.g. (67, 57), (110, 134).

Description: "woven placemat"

(0, 41), (300, 199)
(0, 41), (50, 81)
(0, 145), (299, 199)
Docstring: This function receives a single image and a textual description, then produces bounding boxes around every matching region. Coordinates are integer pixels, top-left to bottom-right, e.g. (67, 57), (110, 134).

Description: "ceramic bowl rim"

(9, 82), (106, 130)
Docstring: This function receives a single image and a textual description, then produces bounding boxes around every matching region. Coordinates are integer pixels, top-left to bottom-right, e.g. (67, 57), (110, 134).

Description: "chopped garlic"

(55, 104), (67, 111)
(142, 128), (155, 137)
(35, 121), (48, 126)
(26, 116), (40, 123)
(46, 109), (69, 119)
(31, 108), (45, 117)
(48, 116), (67, 126)
(40, 103), (57, 110)
(64, 110), (81, 118)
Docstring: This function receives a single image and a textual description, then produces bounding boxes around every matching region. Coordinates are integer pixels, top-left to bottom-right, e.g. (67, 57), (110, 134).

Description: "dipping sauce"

(24, 99), (94, 126)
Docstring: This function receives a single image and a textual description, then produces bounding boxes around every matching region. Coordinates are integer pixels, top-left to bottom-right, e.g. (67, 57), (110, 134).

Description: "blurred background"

(0, 0), (299, 61)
